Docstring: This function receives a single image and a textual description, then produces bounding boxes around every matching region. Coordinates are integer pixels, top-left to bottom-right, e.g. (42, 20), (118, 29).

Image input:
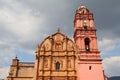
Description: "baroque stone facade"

(34, 30), (77, 80)
(7, 5), (108, 80)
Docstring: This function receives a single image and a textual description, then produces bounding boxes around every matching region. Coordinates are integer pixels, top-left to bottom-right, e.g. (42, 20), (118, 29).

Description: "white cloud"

(0, 0), (46, 78)
(0, 67), (9, 79)
(103, 56), (120, 77)
(0, 45), (15, 67)
(0, 5), (45, 40)
(0, 0), (46, 51)
(98, 38), (120, 54)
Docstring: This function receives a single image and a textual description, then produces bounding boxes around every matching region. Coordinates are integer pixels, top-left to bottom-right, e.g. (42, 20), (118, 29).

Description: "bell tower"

(74, 6), (108, 80)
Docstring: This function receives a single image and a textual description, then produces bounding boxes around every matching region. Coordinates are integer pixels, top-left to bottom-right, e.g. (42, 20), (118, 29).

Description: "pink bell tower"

(74, 6), (108, 80)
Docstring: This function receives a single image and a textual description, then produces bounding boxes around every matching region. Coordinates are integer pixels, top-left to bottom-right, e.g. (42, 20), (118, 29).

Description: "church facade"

(7, 6), (108, 80)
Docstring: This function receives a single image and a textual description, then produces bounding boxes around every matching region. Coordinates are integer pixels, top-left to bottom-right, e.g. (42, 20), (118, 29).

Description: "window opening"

(89, 66), (92, 70)
(56, 61), (60, 70)
(85, 38), (90, 51)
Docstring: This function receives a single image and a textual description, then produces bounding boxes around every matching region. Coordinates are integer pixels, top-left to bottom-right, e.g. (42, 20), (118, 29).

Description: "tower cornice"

(73, 28), (97, 39)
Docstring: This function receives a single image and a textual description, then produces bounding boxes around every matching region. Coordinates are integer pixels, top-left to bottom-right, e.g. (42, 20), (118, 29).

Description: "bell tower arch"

(74, 6), (108, 80)
(84, 38), (90, 51)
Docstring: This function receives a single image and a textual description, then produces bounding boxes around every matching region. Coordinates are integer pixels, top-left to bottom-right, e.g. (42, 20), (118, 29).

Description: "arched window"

(84, 38), (90, 51)
(56, 61), (60, 70)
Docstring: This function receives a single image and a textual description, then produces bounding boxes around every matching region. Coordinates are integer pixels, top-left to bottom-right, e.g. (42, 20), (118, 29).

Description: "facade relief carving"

(60, 60), (63, 68)
(40, 45), (45, 51)
(68, 60), (71, 68)
(44, 57), (48, 68)
(67, 41), (74, 50)
(68, 57), (72, 68)
(34, 33), (77, 80)
(40, 39), (51, 51)
(44, 43), (50, 51)
(55, 41), (63, 50)
(53, 34), (64, 51)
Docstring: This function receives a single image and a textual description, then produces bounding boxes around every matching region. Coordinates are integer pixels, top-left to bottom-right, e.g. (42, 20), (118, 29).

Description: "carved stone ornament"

(44, 58), (48, 68)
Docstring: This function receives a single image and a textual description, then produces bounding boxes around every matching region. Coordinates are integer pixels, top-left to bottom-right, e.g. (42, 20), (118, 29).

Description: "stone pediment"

(37, 31), (76, 53)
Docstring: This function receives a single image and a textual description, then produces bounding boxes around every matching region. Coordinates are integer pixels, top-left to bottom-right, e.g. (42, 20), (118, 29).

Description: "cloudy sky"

(0, 0), (120, 79)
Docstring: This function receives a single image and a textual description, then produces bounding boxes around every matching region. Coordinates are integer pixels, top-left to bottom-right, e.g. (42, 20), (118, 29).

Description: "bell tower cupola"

(74, 5), (98, 52)
(74, 5), (94, 30)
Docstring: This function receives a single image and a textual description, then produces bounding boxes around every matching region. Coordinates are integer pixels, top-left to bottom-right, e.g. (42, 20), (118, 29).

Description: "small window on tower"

(89, 66), (92, 70)
(56, 61), (60, 70)
(84, 38), (90, 51)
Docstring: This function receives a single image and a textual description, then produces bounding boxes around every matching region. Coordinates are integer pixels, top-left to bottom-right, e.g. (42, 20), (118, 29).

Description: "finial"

(57, 27), (60, 33)
(80, 1), (83, 6)
(15, 55), (18, 59)
(79, 0), (86, 8)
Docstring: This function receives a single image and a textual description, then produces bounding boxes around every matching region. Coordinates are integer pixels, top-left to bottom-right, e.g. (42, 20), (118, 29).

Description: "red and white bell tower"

(74, 6), (108, 80)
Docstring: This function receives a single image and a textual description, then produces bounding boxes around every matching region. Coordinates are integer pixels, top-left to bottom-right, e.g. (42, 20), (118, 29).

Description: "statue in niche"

(68, 60), (71, 68)
(60, 60), (63, 68)
(45, 43), (49, 51)
(55, 36), (63, 50)
(55, 41), (62, 50)
(44, 58), (48, 68)
(41, 45), (45, 51)
(68, 41), (73, 50)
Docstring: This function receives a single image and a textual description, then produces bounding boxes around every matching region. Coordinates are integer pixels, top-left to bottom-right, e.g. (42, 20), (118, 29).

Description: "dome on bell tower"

(74, 5), (94, 30)
(77, 6), (89, 14)
(76, 5), (93, 18)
